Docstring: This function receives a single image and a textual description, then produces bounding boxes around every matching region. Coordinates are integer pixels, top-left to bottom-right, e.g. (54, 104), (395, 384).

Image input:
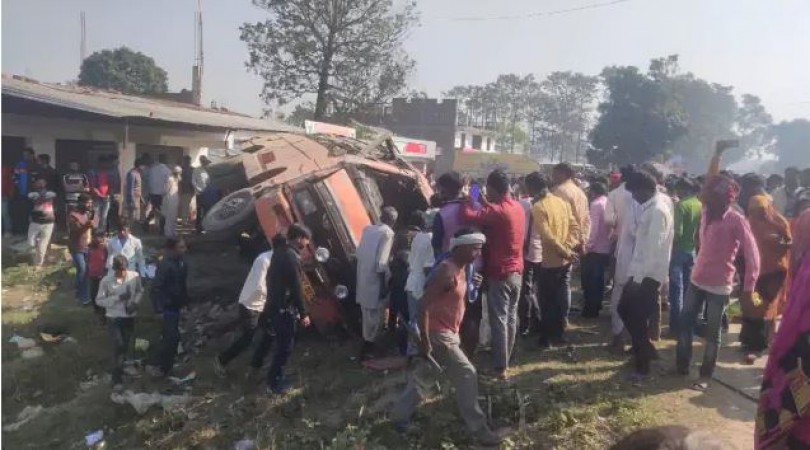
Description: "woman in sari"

(755, 251), (810, 449)
(738, 174), (792, 362)
(790, 191), (810, 273)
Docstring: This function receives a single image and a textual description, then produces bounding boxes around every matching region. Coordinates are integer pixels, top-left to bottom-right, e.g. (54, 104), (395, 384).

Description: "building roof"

(1, 75), (299, 132)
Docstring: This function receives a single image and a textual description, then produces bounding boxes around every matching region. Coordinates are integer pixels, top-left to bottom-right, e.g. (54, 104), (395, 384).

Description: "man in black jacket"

(147, 238), (188, 377)
(262, 224), (312, 394)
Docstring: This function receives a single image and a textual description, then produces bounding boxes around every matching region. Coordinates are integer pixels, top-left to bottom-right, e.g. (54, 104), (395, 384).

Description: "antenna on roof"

(192, 0), (204, 106)
(80, 11), (87, 66)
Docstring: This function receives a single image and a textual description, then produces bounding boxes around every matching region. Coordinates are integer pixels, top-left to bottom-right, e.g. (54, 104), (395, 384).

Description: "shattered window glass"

(294, 189), (318, 216)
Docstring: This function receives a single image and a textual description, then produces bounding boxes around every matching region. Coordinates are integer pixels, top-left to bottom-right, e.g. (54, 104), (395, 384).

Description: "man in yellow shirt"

(525, 172), (580, 348)
(552, 163), (589, 250)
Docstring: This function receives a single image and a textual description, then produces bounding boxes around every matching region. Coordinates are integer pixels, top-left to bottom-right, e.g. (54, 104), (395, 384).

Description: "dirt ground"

(1, 235), (757, 449)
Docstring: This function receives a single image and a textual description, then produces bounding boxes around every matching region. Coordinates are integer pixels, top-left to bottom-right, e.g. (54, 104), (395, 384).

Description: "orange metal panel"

(323, 169), (371, 247)
(255, 190), (293, 240)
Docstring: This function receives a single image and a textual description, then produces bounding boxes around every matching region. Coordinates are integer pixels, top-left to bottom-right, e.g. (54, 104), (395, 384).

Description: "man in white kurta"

(355, 207), (398, 358)
(606, 183), (638, 350)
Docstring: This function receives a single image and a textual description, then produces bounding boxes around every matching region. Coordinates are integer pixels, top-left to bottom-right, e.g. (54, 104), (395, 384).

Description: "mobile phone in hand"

(470, 183), (481, 202)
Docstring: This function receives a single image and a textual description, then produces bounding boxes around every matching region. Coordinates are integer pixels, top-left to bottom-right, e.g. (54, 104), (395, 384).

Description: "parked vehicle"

(203, 132), (432, 334)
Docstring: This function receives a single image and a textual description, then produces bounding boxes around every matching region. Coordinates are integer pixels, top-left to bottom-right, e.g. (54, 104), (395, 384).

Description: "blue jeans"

(668, 250), (695, 334)
(72, 251), (90, 303)
(581, 253), (611, 317)
(402, 292), (421, 356)
(676, 283), (728, 378)
(95, 197), (111, 233)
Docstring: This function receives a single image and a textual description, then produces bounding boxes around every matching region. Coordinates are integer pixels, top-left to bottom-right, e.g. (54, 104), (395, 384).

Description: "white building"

(2, 75), (295, 183)
(454, 126), (496, 153)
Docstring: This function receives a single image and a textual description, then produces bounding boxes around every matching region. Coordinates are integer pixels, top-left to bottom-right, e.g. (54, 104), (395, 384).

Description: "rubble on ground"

(2, 405), (44, 432)
(177, 300), (240, 360)
(110, 390), (193, 415)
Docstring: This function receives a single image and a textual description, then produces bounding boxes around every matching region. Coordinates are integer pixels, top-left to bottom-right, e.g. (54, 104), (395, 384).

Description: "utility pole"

(80, 11), (87, 66)
(192, 0), (204, 105)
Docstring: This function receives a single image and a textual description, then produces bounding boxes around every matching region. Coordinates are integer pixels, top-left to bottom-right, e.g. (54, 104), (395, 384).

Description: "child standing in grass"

(95, 255), (143, 390)
(87, 231), (109, 323)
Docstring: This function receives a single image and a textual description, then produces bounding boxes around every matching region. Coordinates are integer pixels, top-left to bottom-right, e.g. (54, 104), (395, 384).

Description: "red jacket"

(2, 166), (13, 199)
(460, 195), (526, 280)
(87, 245), (108, 279)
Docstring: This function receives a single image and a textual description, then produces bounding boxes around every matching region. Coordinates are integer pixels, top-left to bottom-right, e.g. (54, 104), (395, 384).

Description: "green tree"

(731, 94), (774, 162)
(280, 103), (316, 127)
(78, 47), (168, 95)
(588, 65), (687, 167)
(490, 74), (536, 152)
(528, 71), (598, 162)
(241, 0), (419, 120)
(770, 119), (810, 170)
(664, 72), (737, 172)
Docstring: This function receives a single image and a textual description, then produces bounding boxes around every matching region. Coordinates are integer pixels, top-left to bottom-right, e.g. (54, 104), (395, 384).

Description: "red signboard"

(403, 142), (427, 155)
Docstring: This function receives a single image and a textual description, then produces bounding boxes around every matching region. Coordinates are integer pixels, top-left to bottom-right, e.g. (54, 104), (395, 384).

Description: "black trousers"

(617, 281), (661, 374)
(580, 253), (611, 318)
(740, 270), (787, 352)
(266, 311), (296, 387)
(90, 277), (106, 322)
(151, 311), (181, 374)
(109, 317), (135, 384)
(518, 261), (542, 332)
(218, 305), (273, 368)
(538, 265), (572, 343)
(195, 195), (205, 233)
(460, 283), (485, 358)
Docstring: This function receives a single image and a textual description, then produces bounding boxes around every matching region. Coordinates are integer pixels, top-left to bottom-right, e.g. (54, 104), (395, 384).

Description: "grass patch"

(2, 239), (752, 449)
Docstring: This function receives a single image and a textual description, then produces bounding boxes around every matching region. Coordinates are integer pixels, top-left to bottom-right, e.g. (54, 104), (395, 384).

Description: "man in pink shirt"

(580, 182), (613, 318)
(676, 174), (760, 391)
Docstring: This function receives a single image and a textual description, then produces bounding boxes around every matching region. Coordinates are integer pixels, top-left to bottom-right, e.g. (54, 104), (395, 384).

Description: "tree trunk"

(314, 68), (330, 120)
(314, 46), (334, 120)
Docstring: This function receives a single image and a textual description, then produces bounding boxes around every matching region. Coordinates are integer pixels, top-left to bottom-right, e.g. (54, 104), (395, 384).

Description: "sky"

(3, 0), (810, 121)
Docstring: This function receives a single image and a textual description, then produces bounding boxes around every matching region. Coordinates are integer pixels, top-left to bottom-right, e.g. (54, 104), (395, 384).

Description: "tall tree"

(490, 74), (536, 152)
(241, 0), (419, 120)
(665, 74), (737, 172)
(588, 65), (687, 167)
(78, 47), (168, 95)
(732, 94), (774, 162)
(770, 119), (810, 170)
(528, 71), (598, 162)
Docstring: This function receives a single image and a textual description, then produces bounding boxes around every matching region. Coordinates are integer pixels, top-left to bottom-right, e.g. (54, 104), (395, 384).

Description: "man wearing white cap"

(390, 228), (503, 446)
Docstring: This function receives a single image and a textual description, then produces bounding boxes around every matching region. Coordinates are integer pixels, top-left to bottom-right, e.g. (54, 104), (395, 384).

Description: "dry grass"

(1, 238), (755, 449)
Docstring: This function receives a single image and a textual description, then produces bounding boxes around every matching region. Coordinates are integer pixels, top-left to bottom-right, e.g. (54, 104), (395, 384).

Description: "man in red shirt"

(459, 169), (526, 379)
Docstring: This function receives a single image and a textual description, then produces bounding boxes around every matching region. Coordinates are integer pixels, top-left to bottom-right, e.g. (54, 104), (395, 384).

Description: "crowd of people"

(4, 141), (809, 448)
(340, 143), (808, 446)
(2, 149), (219, 251)
(206, 142), (808, 445)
